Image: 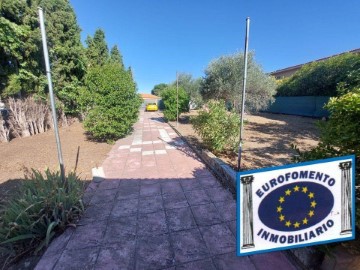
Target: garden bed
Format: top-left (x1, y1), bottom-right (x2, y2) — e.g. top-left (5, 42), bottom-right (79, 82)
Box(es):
top-left (170, 111), bottom-right (320, 171)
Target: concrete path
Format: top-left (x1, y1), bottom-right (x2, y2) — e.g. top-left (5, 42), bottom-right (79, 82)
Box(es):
top-left (35, 111), bottom-right (299, 270)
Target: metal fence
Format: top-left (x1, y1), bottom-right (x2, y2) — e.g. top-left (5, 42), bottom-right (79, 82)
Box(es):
top-left (264, 96), bottom-right (331, 118)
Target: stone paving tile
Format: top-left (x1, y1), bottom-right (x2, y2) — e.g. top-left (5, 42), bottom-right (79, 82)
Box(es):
top-left (250, 252), bottom-right (299, 270)
top-left (171, 228), bottom-right (209, 264)
top-left (166, 207), bottom-right (197, 232)
top-left (135, 234), bottom-right (175, 270)
top-left (117, 185), bottom-right (139, 200)
top-left (175, 258), bottom-right (216, 270)
top-left (213, 252), bottom-right (257, 270)
top-left (198, 176), bottom-right (222, 188)
top-left (35, 253), bottom-right (61, 270)
top-left (137, 210), bottom-right (168, 236)
top-left (163, 192), bottom-right (189, 209)
top-left (120, 179), bottom-right (140, 187)
top-left (226, 220), bottom-right (237, 238)
top-left (161, 180), bottom-right (183, 195)
top-left (42, 228), bottom-right (74, 256)
top-left (81, 202), bottom-right (113, 223)
top-left (111, 198), bottom-right (139, 218)
top-left (199, 223), bottom-right (236, 255)
top-left (95, 241), bottom-right (136, 269)
top-left (138, 195), bottom-right (163, 214)
top-left (191, 203), bottom-right (223, 226)
top-left (104, 215), bottom-right (137, 242)
top-left (54, 247), bottom-right (99, 270)
top-left (194, 170), bottom-right (214, 178)
top-left (65, 222), bottom-right (106, 250)
top-left (139, 179), bottom-right (159, 185)
top-left (97, 179), bottom-right (121, 190)
top-left (206, 187), bottom-right (233, 202)
top-left (179, 178), bottom-right (202, 191)
top-left (214, 200), bottom-right (236, 221)
top-left (185, 189), bottom-right (212, 206)
top-left (90, 188), bottom-right (118, 204)
top-left (140, 182), bottom-right (162, 197)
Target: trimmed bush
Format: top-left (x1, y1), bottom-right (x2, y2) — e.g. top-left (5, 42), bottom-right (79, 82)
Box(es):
top-left (81, 63), bottom-right (141, 142)
top-left (161, 86), bottom-right (189, 121)
top-left (0, 170), bottom-right (85, 265)
top-left (191, 100), bottom-right (240, 153)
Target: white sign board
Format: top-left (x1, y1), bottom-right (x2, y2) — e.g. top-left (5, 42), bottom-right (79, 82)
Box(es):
top-left (237, 155), bottom-right (355, 256)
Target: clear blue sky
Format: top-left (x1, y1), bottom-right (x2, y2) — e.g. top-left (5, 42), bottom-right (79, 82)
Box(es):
top-left (70, 0), bottom-right (359, 93)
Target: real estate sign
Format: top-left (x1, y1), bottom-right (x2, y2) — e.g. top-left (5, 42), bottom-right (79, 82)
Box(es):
top-left (237, 155), bottom-right (355, 256)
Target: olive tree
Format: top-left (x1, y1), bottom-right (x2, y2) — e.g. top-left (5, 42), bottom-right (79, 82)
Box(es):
top-left (201, 51), bottom-right (276, 112)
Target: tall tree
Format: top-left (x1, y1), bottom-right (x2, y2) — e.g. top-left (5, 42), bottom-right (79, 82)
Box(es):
top-left (39, 0), bottom-right (86, 114)
top-left (151, 83), bottom-right (167, 96)
top-left (0, 0), bottom-right (45, 97)
top-left (201, 51), bottom-right (276, 112)
top-left (109, 45), bottom-right (124, 68)
top-left (86, 28), bottom-right (109, 67)
top-left (0, 0), bottom-right (86, 114)
top-left (172, 73), bottom-right (203, 108)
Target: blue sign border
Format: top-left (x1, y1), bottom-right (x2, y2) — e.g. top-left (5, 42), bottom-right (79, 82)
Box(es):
top-left (236, 155), bottom-right (356, 256)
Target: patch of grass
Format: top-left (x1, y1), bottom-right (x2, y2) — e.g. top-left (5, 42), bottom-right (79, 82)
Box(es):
top-left (0, 169), bottom-right (85, 267)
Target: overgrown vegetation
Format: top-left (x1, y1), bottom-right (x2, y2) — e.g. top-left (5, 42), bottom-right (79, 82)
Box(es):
top-left (161, 86), bottom-right (190, 121)
top-left (191, 100), bottom-right (240, 153)
top-left (293, 86), bottom-right (360, 227)
top-left (0, 169), bottom-right (85, 267)
top-left (201, 51), bottom-right (276, 112)
top-left (277, 52), bottom-right (360, 97)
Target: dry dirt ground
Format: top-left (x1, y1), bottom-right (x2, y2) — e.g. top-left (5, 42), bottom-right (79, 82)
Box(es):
top-left (0, 122), bottom-right (112, 204)
top-left (0, 113), bottom-right (320, 203)
top-left (170, 111), bottom-right (320, 171)
top-left (0, 112), bottom-right (320, 204)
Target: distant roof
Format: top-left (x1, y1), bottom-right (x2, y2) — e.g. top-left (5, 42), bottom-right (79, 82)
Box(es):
top-left (270, 48), bottom-right (360, 75)
top-left (140, 93), bottom-right (160, 99)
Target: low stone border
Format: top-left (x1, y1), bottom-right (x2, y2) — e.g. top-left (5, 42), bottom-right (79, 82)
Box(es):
top-left (168, 121), bottom-right (326, 270)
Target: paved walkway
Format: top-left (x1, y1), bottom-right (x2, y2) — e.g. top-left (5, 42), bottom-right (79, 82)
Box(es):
top-left (35, 111), bottom-right (299, 270)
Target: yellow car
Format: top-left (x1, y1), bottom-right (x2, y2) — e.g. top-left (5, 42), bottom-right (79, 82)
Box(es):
top-left (146, 103), bottom-right (158, 111)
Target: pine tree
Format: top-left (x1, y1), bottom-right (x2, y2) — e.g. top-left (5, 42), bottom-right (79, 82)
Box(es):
top-left (0, 0), bottom-right (45, 97)
top-left (38, 0), bottom-right (86, 114)
top-left (0, 0), bottom-right (86, 114)
top-left (109, 45), bottom-right (124, 68)
top-left (86, 28), bottom-right (109, 67)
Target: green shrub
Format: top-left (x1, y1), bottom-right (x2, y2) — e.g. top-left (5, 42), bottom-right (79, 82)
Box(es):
top-left (82, 63), bottom-right (141, 142)
top-left (0, 169), bottom-right (85, 263)
top-left (161, 86), bottom-right (190, 121)
top-left (292, 87), bottom-right (360, 227)
top-left (191, 100), bottom-right (240, 153)
top-left (277, 52), bottom-right (360, 97)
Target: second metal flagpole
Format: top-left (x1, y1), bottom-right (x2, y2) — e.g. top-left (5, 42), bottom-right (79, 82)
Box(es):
top-left (237, 17), bottom-right (250, 172)
top-left (176, 71), bottom-right (179, 127)
top-left (38, 7), bottom-right (66, 184)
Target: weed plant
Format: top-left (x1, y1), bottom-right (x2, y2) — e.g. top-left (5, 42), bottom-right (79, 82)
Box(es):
top-left (0, 169), bottom-right (85, 266)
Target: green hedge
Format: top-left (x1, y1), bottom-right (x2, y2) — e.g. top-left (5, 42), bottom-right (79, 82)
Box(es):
top-left (276, 53), bottom-right (360, 97)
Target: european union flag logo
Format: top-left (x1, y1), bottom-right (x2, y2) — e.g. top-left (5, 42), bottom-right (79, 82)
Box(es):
top-left (258, 182), bottom-right (334, 232)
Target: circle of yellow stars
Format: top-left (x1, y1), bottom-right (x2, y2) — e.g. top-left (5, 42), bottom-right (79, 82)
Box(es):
top-left (277, 185), bottom-right (316, 229)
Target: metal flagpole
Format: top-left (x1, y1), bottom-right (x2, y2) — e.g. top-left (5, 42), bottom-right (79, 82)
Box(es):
top-left (237, 17), bottom-right (250, 172)
top-left (38, 7), bottom-right (66, 184)
top-left (176, 71), bottom-right (179, 127)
